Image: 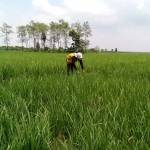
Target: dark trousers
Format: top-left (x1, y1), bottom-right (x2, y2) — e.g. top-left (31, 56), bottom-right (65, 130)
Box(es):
top-left (78, 59), bottom-right (84, 70)
top-left (67, 63), bottom-right (77, 75)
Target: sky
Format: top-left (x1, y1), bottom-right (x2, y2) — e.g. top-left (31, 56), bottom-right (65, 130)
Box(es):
top-left (0, 0), bottom-right (150, 51)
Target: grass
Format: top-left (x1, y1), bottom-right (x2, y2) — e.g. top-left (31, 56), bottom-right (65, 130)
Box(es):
top-left (0, 51), bottom-right (150, 149)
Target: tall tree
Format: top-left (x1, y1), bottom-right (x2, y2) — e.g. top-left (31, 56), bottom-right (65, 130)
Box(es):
top-left (49, 20), bottom-right (70, 49)
top-left (26, 21), bottom-right (49, 50)
top-left (82, 21), bottom-right (92, 48)
top-left (34, 23), bottom-right (48, 41)
top-left (17, 25), bottom-right (27, 49)
top-left (71, 22), bottom-right (84, 37)
top-left (56, 22), bottom-right (61, 48)
top-left (71, 21), bottom-right (92, 50)
top-left (41, 32), bottom-right (46, 50)
top-left (26, 24), bottom-right (32, 48)
top-left (35, 23), bottom-right (49, 50)
top-left (59, 19), bottom-right (70, 49)
top-left (49, 21), bottom-right (57, 49)
top-left (0, 23), bottom-right (13, 50)
top-left (26, 21), bottom-right (36, 49)
top-left (69, 29), bottom-right (81, 51)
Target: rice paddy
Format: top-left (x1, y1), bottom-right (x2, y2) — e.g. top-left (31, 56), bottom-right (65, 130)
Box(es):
top-left (0, 51), bottom-right (150, 149)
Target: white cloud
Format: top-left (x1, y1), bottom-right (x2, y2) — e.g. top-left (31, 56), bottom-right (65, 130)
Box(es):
top-left (0, 11), bottom-right (4, 17)
top-left (32, 0), bottom-right (66, 16)
top-left (0, 11), bottom-right (5, 24)
top-left (136, 0), bottom-right (145, 10)
top-left (64, 0), bottom-right (114, 16)
top-left (32, 0), bottom-right (116, 22)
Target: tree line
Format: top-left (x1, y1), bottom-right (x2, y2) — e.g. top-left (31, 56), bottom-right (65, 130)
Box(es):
top-left (0, 20), bottom-right (92, 51)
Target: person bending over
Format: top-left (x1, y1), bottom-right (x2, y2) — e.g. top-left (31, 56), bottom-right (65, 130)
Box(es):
top-left (66, 51), bottom-right (84, 75)
top-left (75, 52), bottom-right (84, 71)
top-left (66, 52), bottom-right (77, 75)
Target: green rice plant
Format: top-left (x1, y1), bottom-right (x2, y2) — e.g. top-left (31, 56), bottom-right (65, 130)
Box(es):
top-left (0, 51), bottom-right (150, 149)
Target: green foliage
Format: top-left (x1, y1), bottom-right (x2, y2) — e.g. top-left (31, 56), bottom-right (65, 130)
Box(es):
top-left (0, 51), bottom-right (150, 149)
top-left (0, 23), bottom-right (13, 50)
top-left (69, 29), bottom-right (80, 51)
top-left (71, 21), bottom-right (92, 49)
top-left (17, 25), bottom-right (27, 49)
top-left (1, 20), bottom-right (91, 51)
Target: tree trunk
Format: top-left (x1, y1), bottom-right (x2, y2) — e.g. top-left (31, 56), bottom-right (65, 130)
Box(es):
top-left (64, 36), bottom-right (68, 49)
top-left (6, 33), bottom-right (8, 50)
top-left (22, 41), bottom-right (24, 50)
top-left (34, 38), bottom-right (36, 49)
top-left (6, 40), bottom-right (8, 50)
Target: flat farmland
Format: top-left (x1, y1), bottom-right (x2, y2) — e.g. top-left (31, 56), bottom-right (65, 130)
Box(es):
top-left (0, 51), bottom-right (150, 149)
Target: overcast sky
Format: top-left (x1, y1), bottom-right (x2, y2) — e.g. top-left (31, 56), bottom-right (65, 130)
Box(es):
top-left (0, 0), bottom-right (150, 51)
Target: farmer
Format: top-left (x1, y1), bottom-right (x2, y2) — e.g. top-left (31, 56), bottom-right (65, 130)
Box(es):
top-left (66, 52), bottom-right (77, 75)
top-left (66, 51), bottom-right (84, 75)
top-left (75, 51), bottom-right (84, 71)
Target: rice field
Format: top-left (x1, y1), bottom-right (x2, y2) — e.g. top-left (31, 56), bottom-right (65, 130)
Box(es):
top-left (0, 51), bottom-right (150, 149)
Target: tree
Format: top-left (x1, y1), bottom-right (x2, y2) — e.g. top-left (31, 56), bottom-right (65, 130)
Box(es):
top-left (26, 24), bottom-right (32, 48)
top-left (71, 22), bottom-right (84, 37)
top-left (17, 25), bottom-right (27, 50)
top-left (33, 22), bottom-right (49, 50)
top-left (0, 23), bottom-right (13, 50)
top-left (36, 42), bottom-right (40, 51)
top-left (26, 21), bottom-right (36, 49)
top-left (59, 19), bottom-right (70, 49)
top-left (55, 22), bottom-right (61, 48)
top-left (49, 21), bottom-right (57, 49)
top-left (69, 29), bottom-right (81, 51)
top-left (34, 22), bottom-right (49, 50)
top-left (49, 20), bottom-right (70, 50)
top-left (82, 21), bottom-right (92, 48)
top-left (71, 21), bottom-right (92, 50)
top-left (41, 32), bottom-right (46, 50)
top-left (26, 21), bottom-right (49, 50)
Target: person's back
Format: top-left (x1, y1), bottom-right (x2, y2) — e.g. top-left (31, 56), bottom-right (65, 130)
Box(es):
top-left (66, 53), bottom-right (76, 64)
top-left (75, 52), bottom-right (84, 70)
top-left (75, 52), bottom-right (83, 60)
top-left (66, 52), bottom-right (77, 75)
